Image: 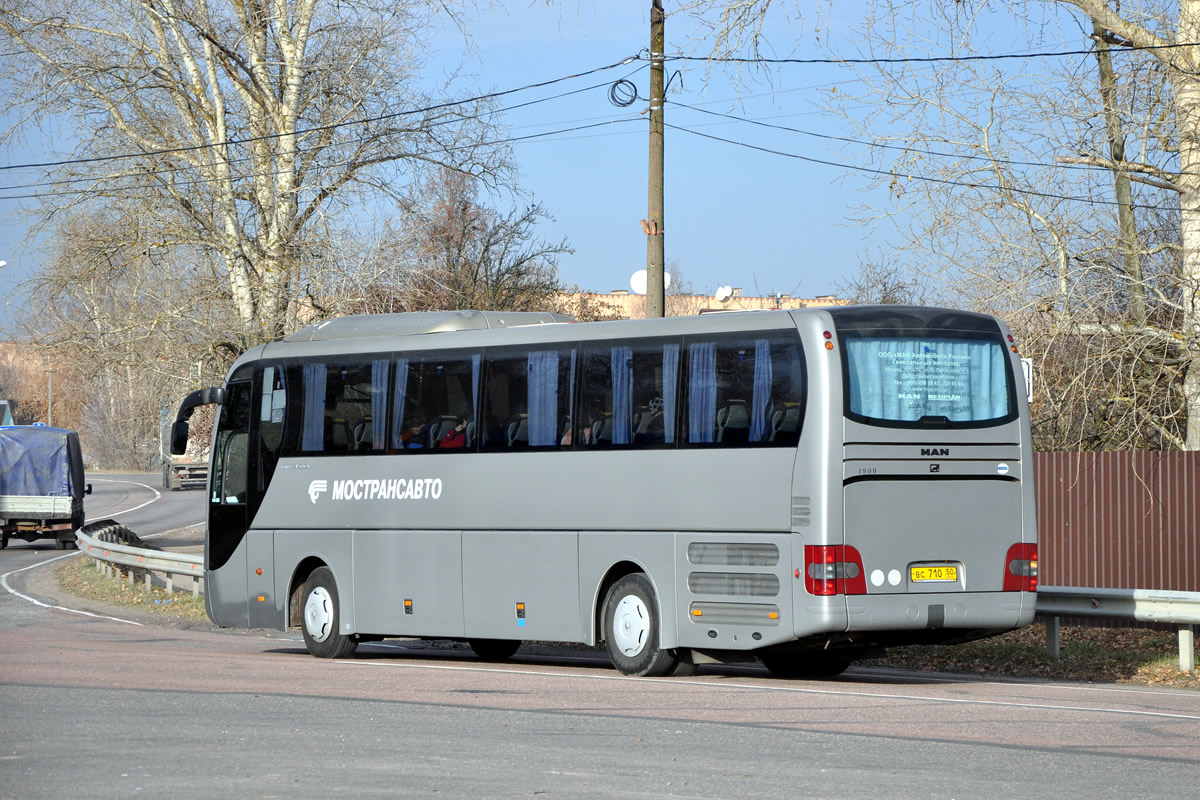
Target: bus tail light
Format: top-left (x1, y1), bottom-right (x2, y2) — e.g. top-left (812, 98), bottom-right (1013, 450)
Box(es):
top-left (1003, 543), bottom-right (1038, 592)
top-left (804, 545), bottom-right (867, 596)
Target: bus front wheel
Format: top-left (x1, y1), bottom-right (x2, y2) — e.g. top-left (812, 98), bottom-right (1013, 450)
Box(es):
top-left (602, 573), bottom-right (679, 677)
top-left (300, 567), bottom-right (358, 659)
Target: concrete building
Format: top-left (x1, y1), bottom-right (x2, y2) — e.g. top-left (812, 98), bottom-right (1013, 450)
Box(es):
top-left (556, 287), bottom-right (842, 320)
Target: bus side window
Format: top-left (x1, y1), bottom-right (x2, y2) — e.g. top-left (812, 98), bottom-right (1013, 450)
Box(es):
top-left (685, 334), bottom-right (805, 447)
top-left (484, 347), bottom-right (574, 449)
top-left (580, 339), bottom-right (678, 448)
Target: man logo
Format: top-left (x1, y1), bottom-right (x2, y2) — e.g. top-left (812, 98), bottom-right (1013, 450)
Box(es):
top-left (308, 480), bottom-right (328, 504)
top-left (921, 447), bottom-right (950, 456)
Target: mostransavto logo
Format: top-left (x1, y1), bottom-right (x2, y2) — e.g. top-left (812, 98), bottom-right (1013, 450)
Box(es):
top-left (309, 477), bottom-right (444, 503)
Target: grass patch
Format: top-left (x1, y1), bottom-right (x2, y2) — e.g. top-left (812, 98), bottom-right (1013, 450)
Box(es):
top-left (56, 554), bottom-right (209, 620)
top-left (862, 623), bottom-right (1200, 688)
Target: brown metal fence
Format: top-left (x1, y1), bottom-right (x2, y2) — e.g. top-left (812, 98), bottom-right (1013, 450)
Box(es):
top-left (1035, 451), bottom-right (1200, 592)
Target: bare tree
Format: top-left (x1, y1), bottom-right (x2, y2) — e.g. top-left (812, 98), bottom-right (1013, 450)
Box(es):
top-left (1, 0), bottom-right (509, 349)
top-left (15, 210), bottom-right (238, 467)
top-left (310, 167), bottom-right (569, 316)
top-left (685, 1), bottom-right (1199, 450)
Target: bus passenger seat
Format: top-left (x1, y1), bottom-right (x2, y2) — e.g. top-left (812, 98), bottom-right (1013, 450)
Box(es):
top-left (770, 404), bottom-right (802, 442)
top-left (352, 417), bottom-right (373, 450)
top-left (326, 418), bottom-right (352, 452)
top-left (506, 414), bottom-right (528, 447)
top-left (716, 402), bottom-right (749, 442)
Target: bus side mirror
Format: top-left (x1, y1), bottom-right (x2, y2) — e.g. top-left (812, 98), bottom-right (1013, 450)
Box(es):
top-left (171, 421), bottom-right (191, 455)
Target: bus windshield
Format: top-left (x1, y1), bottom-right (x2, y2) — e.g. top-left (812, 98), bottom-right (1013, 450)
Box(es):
top-left (842, 333), bottom-right (1013, 426)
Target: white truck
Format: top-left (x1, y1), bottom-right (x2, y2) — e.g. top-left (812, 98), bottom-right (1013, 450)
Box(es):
top-left (160, 409), bottom-right (209, 491)
top-left (0, 425), bottom-right (91, 550)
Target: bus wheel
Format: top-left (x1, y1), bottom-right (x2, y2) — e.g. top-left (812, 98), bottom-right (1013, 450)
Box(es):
top-left (468, 639), bottom-right (521, 662)
top-left (759, 652), bottom-right (850, 679)
top-left (300, 567), bottom-right (358, 659)
top-left (603, 573), bottom-right (679, 677)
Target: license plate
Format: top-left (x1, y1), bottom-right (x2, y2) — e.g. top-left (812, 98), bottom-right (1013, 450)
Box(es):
top-left (910, 565), bottom-right (958, 583)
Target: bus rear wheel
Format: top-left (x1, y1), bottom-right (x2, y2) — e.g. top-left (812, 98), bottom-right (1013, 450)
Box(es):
top-left (300, 567), bottom-right (358, 659)
top-left (468, 639), bottom-right (521, 662)
top-left (759, 652), bottom-right (850, 679)
top-left (602, 573), bottom-right (679, 677)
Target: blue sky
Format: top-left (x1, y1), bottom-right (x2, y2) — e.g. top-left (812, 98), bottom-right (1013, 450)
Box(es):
top-left (0, 2), bottom-right (1072, 328)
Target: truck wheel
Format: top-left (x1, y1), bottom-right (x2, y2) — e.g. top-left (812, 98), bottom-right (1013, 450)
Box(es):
top-left (300, 567), bottom-right (358, 659)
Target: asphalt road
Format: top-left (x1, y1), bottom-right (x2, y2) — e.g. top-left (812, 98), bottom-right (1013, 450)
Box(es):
top-left (1, 474), bottom-right (1197, 799)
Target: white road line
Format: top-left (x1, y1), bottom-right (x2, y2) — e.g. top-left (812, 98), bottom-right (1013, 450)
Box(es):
top-left (1, 476), bottom-right (172, 625)
top-left (340, 659), bottom-right (1200, 722)
top-left (84, 478), bottom-right (162, 522)
top-left (1, 555), bottom-right (142, 625)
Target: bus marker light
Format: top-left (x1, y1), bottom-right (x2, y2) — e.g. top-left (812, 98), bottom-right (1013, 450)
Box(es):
top-left (823, 330), bottom-right (832, 339)
top-left (768, 612), bottom-right (779, 619)
top-left (1003, 543), bottom-right (1039, 592)
top-left (804, 545), bottom-right (868, 596)
top-left (825, 341), bottom-right (834, 350)
top-left (404, 599), bottom-right (413, 615)
top-left (257, 596), bottom-right (265, 602)
top-left (256, 568), bottom-right (262, 575)
top-left (693, 609), bottom-right (702, 616)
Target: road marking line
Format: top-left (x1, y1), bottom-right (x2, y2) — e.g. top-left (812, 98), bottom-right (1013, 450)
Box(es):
top-left (339, 659), bottom-right (1200, 721)
top-left (1, 476), bottom-right (171, 625)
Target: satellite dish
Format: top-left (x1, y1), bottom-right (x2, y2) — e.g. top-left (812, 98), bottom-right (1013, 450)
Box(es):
top-left (630, 269), bottom-right (647, 294)
top-left (630, 270), bottom-right (672, 294)
top-left (714, 285), bottom-right (733, 302)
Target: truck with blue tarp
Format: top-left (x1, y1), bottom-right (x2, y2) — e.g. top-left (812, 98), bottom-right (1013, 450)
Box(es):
top-left (0, 425), bottom-right (91, 550)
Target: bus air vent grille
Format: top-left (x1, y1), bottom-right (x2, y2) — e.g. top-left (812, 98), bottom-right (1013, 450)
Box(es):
top-left (687, 542), bottom-right (779, 566)
top-left (688, 602), bottom-right (781, 626)
top-left (688, 572), bottom-right (781, 597)
top-left (791, 497), bottom-right (811, 527)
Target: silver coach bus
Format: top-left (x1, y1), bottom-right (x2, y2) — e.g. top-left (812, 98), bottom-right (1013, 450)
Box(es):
top-left (171, 306), bottom-right (1038, 677)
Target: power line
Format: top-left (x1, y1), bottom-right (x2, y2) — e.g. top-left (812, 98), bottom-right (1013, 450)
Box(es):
top-left (0, 70), bottom-right (644, 195)
top-left (657, 40), bottom-right (1200, 67)
top-left (0, 117), bottom-right (645, 203)
top-left (0, 54), bottom-right (643, 174)
top-left (670, 100), bottom-right (1183, 180)
top-left (664, 122), bottom-right (1160, 208)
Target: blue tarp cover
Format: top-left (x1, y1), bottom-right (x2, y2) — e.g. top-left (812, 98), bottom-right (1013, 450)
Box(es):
top-left (0, 426), bottom-right (85, 498)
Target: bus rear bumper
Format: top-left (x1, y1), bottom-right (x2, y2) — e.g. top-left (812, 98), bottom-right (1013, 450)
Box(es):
top-left (844, 590), bottom-right (1035, 642)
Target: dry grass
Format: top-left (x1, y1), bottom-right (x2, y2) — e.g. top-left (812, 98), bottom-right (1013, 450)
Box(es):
top-left (863, 623), bottom-right (1200, 688)
top-left (56, 554), bottom-right (209, 620)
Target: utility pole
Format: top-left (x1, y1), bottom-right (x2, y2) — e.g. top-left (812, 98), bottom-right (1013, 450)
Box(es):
top-left (645, 0), bottom-right (666, 318)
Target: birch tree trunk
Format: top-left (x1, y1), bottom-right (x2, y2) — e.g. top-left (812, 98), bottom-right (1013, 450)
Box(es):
top-left (1, 0), bottom-right (508, 348)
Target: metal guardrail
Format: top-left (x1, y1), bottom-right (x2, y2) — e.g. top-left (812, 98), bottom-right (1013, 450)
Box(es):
top-left (70, 533), bottom-right (1196, 673)
top-left (1037, 585), bottom-right (1198, 672)
top-left (75, 526), bottom-right (204, 598)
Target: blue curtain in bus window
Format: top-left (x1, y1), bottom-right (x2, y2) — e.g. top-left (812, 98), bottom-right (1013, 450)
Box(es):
top-left (370, 360), bottom-right (388, 450)
top-left (611, 346), bottom-right (633, 445)
top-left (471, 354), bottom-right (481, 423)
top-left (527, 350), bottom-right (559, 446)
top-left (301, 363), bottom-right (326, 451)
top-left (390, 358), bottom-right (409, 449)
top-left (662, 343), bottom-right (678, 444)
top-left (750, 338), bottom-right (772, 442)
top-left (845, 337), bottom-right (1009, 422)
top-left (689, 342), bottom-right (717, 443)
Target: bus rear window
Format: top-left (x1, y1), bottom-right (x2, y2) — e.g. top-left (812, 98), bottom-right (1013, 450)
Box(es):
top-left (842, 334), bottom-right (1014, 426)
